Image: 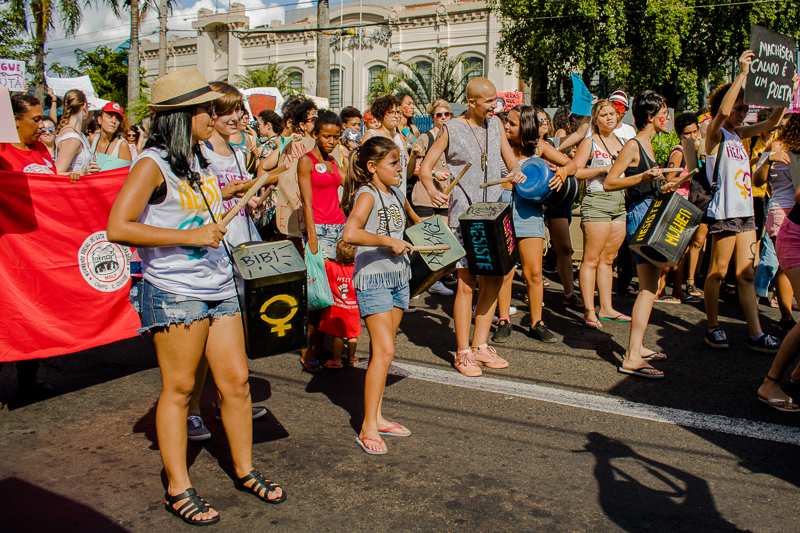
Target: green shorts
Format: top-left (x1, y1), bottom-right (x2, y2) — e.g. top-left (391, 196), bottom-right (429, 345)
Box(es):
top-left (581, 190), bottom-right (626, 222)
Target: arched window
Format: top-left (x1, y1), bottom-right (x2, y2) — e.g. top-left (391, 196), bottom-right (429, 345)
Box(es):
top-left (330, 69), bottom-right (342, 109)
top-left (368, 65), bottom-right (386, 92)
top-left (287, 70), bottom-right (303, 91)
top-left (463, 57), bottom-right (483, 82)
top-left (414, 60), bottom-right (432, 93)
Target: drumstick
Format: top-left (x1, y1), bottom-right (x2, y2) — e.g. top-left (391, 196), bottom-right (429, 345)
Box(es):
top-left (479, 177), bottom-right (514, 189)
top-left (410, 245), bottom-right (451, 252)
top-left (220, 165), bottom-right (289, 227)
top-left (442, 163), bottom-right (472, 195)
top-left (670, 168), bottom-right (700, 188)
top-left (659, 168), bottom-right (685, 174)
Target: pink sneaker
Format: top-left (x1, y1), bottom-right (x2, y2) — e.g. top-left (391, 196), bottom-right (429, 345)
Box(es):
top-left (454, 350), bottom-right (482, 377)
top-left (472, 345), bottom-right (509, 369)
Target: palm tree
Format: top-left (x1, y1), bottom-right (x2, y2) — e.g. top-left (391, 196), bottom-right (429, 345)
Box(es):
top-left (366, 68), bottom-right (405, 105)
top-left (8, 0), bottom-right (122, 100)
top-left (234, 64), bottom-right (304, 96)
top-left (398, 48), bottom-right (481, 109)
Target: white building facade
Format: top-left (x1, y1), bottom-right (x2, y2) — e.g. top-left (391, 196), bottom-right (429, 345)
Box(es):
top-left (140, 0), bottom-right (519, 112)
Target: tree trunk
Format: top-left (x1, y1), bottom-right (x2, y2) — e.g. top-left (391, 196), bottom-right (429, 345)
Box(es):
top-left (316, 0), bottom-right (330, 100)
top-left (128, 0), bottom-right (140, 114)
top-left (33, 31), bottom-right (45, 101)
top-left (158, 0), bottom-right (167, 77)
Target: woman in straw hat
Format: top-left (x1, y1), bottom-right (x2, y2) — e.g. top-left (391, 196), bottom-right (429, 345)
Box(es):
top-left (107, 67), bottom-right (286, 527)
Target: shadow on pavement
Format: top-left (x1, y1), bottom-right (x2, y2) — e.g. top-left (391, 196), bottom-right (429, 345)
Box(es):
top-left (0, 476), bottom-right (130, 533)
top-left (580, 432), bottom-right (751, 533)
top-left (1, 336), bottom-right (157, 411)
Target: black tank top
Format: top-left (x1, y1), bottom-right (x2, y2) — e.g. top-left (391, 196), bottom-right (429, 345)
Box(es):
top-left (625, 139), bottom-right (661, 207)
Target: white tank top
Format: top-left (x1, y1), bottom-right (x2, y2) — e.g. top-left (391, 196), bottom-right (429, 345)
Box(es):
top-left (55, 131), bottom-right (94, 171)
top-left (91, 134), bottom-right (123, 158)
top-left (134, 148), bottom-right (236, 300)
top-left (706, 128), bottom-right (753, 220)
top-left (200, 143), bottom-right (261, 247)
top-left (586, 137), bottom-right (616, 192)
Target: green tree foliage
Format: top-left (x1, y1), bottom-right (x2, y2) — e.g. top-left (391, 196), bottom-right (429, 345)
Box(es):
top-left (50, 45), bottom-right (144, 108)
top-left (366, 68), bottom-right (405, 105)
top-left (0, 6), bottom-right (34, 65)
top-left (234, 64), bottom-right (304, 96)
top-left (490, 0), bottom-right (800, 108)
top-left (398, 48), bottom-right (481, 109)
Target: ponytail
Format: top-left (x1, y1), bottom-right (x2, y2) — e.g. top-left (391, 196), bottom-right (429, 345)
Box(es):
top-left (340, 136), bottom-right (397, 214)
top-left (57, 90), bottom-right (87, 133)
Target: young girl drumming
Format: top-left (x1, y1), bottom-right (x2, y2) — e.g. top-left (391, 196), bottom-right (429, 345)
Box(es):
top-left (107, 69), bottom-right (285, 526)
top-left (342, 136), bottom-right (422, 454)
top-left (495, 106), bottom-right (576, 343)
top-left (298, 110), bottom-right (346, 372)
top-left (604, 90), bottom-right (671, 378)
top-left (572, 100), bottom-right (629, 329)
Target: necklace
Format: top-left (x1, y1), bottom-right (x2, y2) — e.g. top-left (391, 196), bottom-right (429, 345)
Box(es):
top-left (467, 118), bottom-right (488, 171)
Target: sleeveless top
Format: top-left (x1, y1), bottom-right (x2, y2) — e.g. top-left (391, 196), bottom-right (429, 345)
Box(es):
top-left (352, 185), bottom-right (410, 290)
top-left (625, 139), bottom-right (660, 206)
top-left (586, 136), bottom-right (617, 193)
top-left (0, 142), bottom-right (56, 173)
top-left (230, 132), bottom-right (249, 154)
top-left (755, 153), bottom-right (794, 210)
top-left (444, 116), bottom-right (504, 228)
top-left (706, 128), bottom-right (753, 220)
top-left (133, 148), bottom-right (235, 300)
top-left (393, 131), bottom-right (409, 195)
top-left (307, 152), bottom-right (346, 225)
top-left (200, 143), bottom-right (260, 247)
top-left (55, 130), bottom-right (94, 171)
top-left (91, 135), bottom-right (123, 158)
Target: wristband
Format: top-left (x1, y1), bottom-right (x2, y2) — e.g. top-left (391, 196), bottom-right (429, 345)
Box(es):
top-left (556, 166), bottom-right (567, 181)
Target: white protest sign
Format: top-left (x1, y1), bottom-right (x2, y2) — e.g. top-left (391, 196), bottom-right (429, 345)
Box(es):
top-left (0, 59), bottom-right (26, 92)
top-left (0, 85), bottom-right (21, 143)
top-left (45, 75), bottom-right (110, 110)
top-left (242, 87), bottom-right (285, 117)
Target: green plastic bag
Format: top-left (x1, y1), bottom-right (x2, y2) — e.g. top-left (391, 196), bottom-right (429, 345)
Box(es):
top-left (305, 243), bottom-right (334, 311)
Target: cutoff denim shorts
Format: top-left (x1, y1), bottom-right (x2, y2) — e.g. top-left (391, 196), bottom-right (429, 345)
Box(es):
top-left (130, 278), bottom-right (240, 334)
top-left (314, 223), bottom-right (344, 260)
top-left (626, 198), bottom-right (652, 266)
top-left (500, 189), bottom-right (545, 239)
top-left (355, 282), bottom-right (410, 318)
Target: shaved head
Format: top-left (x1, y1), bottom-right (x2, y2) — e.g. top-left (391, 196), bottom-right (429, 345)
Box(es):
top-left (466, 77), bottom-right (497, 101)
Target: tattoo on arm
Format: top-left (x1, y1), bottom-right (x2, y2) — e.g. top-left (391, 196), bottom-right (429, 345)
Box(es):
top-left (751, 241), bottom-right (758, 269)
top-left (436, 128), bottom-right (444, 140)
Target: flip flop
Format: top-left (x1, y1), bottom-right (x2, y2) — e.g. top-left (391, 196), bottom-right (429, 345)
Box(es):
top-left (656, 296), bottom-right (681, 304)
top-left (355, 436), bottom-right (387, 455)
top-left (583, 319), bottom-right (603, 330)
top-left (599, 314), bottom-right (631, 322)
top-left (300, 359), bottom-right (324, 373)
top-left (378, 422), bottom-right (411, 437)
top-left (618, 366), bottom-right (664, 379)
top-left (642, 352), bottom-right (667, 361)
top-left (323, 359), bottom-right (343, 369)
top-left (681, 294), bottom-right (701, 303)
top-left (758, 395), bottom-right (800, 413)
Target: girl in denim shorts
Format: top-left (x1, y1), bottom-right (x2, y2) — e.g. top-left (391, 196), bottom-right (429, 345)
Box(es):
top-left (107, 68), bottom-right (285, 527)
top-left (341, 137), bottom-right (422, 455)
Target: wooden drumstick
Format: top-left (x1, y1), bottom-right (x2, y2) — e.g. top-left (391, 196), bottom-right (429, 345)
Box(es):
top-left (410, 245), bottom-right (451, 252)
top-left (220, 165), bottom-right (289, 227)
top-left (442, 162), bottom-right (472, 195)
top-left (479, 177), bottom-right (514, 189)
top-left (671, 168), bottom-right (699, 188)
top-left (659, 167), bottom-right (685, 174)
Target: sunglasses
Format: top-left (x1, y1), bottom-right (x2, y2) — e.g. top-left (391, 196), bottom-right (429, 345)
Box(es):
top-left (435, 112), bottom-right (451, 118)
top-left (41, 126), bottom-right (55, 133)
top-left (387, 110), bottom-right (402, 116)
top-left (126, 133), bottom-right (137, 138)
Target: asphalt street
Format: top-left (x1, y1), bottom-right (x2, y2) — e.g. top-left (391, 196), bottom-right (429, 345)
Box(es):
top-left (2, 272), bottom-right (800, 532)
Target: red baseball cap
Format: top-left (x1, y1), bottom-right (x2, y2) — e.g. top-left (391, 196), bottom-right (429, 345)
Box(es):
top-left (102, 102), bottom-right (124, 118)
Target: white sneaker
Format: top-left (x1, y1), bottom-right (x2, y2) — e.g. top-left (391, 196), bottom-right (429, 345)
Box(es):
top-left (404, 306), bottom-right (418, 313)
top-left (472, 304), bottom-right (517, 323)
top-left (428, 281), bottom-right (454, 296)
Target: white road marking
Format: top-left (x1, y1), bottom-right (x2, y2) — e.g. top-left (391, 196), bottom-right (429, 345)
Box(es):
top-left (380, 361), bottom-right (800, 446)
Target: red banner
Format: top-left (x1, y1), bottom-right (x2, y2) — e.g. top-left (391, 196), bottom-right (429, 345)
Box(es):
top-left (0, 169), bottom-right (140, 362)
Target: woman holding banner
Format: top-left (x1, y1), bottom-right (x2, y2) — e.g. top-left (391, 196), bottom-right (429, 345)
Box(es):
top-left (604, 90), bottom-right (671, 378)
top-left (107, 68), bottom-right (286, 526)
top-left (701, 50), bottom-right (794, 354)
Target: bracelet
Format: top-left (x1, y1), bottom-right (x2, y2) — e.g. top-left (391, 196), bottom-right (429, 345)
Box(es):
top-left (556, 167), bottom-right (567, 180)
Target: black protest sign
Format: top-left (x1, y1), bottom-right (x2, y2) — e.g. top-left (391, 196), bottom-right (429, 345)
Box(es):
top-left (745, 24), bottom-right (797, 107)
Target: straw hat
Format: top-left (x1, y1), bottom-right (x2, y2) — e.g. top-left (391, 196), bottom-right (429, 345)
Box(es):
top-left (148, 68), bottom-right (223, 112)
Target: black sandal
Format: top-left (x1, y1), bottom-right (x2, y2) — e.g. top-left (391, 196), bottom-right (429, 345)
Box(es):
top-left (235, 469), bottom-right (287, 504)
top-left (164, 488), bottom-right (220, 526)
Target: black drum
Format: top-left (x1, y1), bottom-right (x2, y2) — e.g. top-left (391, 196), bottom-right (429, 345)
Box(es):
top-left (458, 202), bottom-right (519, 276)
top-left (405, 215), bottom-right (465, 297)
top-left (629, 193), bottom-right (702, 268)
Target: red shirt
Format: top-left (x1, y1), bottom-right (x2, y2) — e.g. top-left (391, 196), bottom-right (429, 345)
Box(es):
top-left (0, 142), bottom-right (56, 173)
top-left (318, 261), bottom-right (361, 338)
top-left (308, 152), bottom-right (346, 225)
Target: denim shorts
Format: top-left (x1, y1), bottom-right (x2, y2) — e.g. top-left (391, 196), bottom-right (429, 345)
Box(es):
top-left (501, 189), bottom-right (545, 239)
top-left (130, 278), bottom-right (240, 334)
top-left (626, 198), bottom-right (652, 266)
top-left (315, 223), bottom-right (344, 260)
top-left (355, 282), bottom-right (410, 317)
